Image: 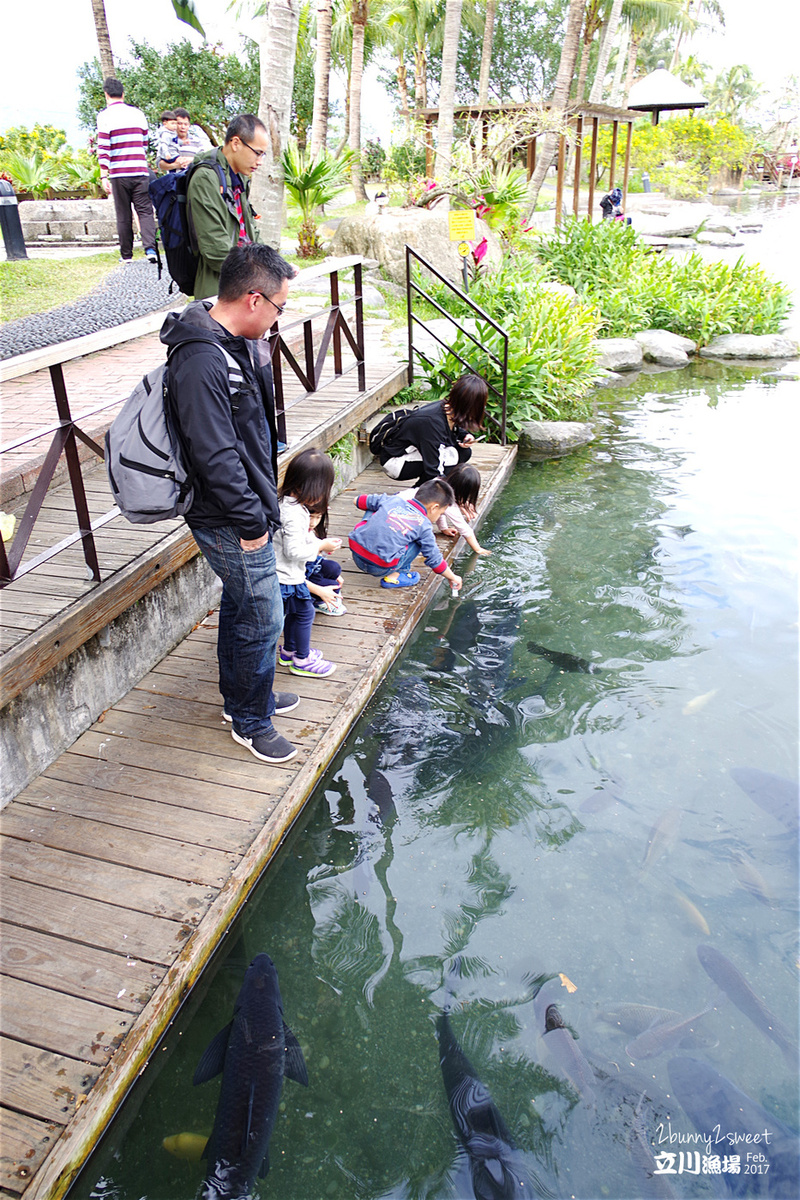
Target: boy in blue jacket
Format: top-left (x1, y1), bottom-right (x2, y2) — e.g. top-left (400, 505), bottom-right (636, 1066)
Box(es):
top-left (349, 477), bottom-right (463, 590)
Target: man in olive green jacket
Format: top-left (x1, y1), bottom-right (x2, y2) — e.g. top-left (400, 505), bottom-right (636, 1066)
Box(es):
top-left (188, 114), bottom-right (269, 300)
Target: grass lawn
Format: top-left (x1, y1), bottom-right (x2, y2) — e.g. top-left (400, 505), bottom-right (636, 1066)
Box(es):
top-left (0, 251), bottom-right (129, 323)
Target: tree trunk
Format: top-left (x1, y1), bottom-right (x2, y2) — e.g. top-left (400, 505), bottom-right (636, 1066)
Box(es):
top-left (477, 0), bottom-right (496, 106)
top-left (575, 34), bottom-right (592, 103)
top-left (91, 0), bottom-right (115, 80)
top-left (252, 2), bottom-right (300, 249)
top-left (622, 28), bottom-right (643, 104)
top-left (608, 19), bottom-right (629, 106)
top-left (433, 0), bottom-right (463, 183)
top-left (310, 0), bottom-right (333, 157)
top-left (349, 0), bottom-right (370, 202)
top-left (523, 0), bottom-right (584, 217)
top-left (397, 58), bottom-right (412, 135)
top-left (589, 0), bottom-right (623, 104)
top-left (414, 43), bottom-right (428, 111)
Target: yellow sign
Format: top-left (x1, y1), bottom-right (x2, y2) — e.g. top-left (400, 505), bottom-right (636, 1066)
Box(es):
top-left (448, 209), bottom-right (476, 241)
top-left (457, 241), bottom-right (471, 258)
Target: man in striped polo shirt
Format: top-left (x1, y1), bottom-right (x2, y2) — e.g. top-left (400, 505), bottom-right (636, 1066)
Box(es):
top-left (96, 78), bottom-right (157, 264)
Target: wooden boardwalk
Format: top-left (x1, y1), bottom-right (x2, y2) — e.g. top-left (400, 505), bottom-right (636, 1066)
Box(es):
top-left (0, 444), bottom-right (517, 1198)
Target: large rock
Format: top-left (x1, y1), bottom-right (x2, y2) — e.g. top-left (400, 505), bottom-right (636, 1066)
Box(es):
top-left (696, 231), bottom-right (744, 247)
top-left (634, 329), bottom-right (696, 367)
top-left (517, 421), bottom-right (595, 459)
top-left (591, 338), bottom-right (643, 371)
top-left (699, 334), bottom-right (799, 360)
top-left (633, 202), bottom-right (717, 239)
top-left (330, 208), bottom-right (502, 286)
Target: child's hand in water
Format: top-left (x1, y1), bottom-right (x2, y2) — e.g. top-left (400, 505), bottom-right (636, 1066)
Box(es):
top-left (320, 537), bottom-right (342, 553)
top-left (474, 546), bottom-right (492, 556)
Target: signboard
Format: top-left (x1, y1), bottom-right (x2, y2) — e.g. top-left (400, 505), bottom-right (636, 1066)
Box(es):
top-left (448, 210), bottom-right (476, 242)
top-left (457, 241), bottom-right (471, 257)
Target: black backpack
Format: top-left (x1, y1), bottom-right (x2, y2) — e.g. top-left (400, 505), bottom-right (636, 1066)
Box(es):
top-left (368, 406), bottom-right (418, 458)
top-left (148, 158), bottom-right (228, 295)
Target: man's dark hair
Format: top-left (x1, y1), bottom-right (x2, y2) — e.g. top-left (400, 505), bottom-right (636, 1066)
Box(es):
top-left (446, 374), bottom-right (488, 432)
top-left (161, 110), bottom-right (177, 122)
top-left (217, 243), bottom-right (296, 304)
top-left (103, 77), bottom-right (124, 98)
top-left (416, 477), bottom-right (455, 508)
top-left (225, 115), bottom-right (267, 146)
top-left (173, 107), bottom-right (191, 120)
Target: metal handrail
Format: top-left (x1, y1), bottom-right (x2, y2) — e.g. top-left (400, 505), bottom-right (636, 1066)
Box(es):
top-left (0, 260), bottom-right (368, 587)
top-left (405, 246), bottom-right (508, 444)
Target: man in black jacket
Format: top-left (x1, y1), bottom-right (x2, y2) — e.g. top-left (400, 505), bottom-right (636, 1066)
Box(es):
top-left (162, 243), bottom-right (298, 764)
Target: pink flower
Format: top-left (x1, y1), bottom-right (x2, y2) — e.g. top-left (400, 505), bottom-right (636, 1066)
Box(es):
top-left (472, 237), bottom-right (488, 264)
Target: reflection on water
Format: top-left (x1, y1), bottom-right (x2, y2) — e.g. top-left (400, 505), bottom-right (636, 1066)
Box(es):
top-left (76, 361), bottom-right (798, 1200)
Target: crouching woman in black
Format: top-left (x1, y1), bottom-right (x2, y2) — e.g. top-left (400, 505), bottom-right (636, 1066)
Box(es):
top-left (379, 374), bottom-right (488, 483)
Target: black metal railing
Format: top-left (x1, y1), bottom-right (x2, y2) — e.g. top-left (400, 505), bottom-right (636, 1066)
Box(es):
top-left (405, 246), bottom-right (508, 444)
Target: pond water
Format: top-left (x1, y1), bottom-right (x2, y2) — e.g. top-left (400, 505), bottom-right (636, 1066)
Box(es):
top-left (74, 354), bottom-right (798, 1200)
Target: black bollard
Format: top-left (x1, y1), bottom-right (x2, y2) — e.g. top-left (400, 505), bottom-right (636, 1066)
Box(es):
top-left (0, 179), bottom-right (29, 260)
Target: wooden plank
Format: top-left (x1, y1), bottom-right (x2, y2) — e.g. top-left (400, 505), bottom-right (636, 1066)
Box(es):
top-left (0, 527), bottom-right (199, 707)
top-left (0, 878), bottom-right (183, 965)
top-left (20, 775), bottom-right (257, 853)
top-left (0, 805), bottom-right (236, 890)
top-left (0, 1039), bottom-right (98, 1128)
top-left (0, 1107), bottom-right (60, 1196)
top-left (118, 685), bottom-right (335, 734)
top-left (0, 836), bottom-right (211, 923)
top-left (0, 975), bottom-right (132, 1065)
top-left (0, 923), bottom-right (156, 1014)
top-left (42, 754), bottom-right (279, 824)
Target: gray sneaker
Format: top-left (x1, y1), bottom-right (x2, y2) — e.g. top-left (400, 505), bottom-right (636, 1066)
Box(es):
top-left (222, 691), bottom-right (299, 722)
top-left (231, 727), bottom-right (297, 763)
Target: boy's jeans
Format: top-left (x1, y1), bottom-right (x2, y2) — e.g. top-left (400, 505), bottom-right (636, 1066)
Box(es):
top-left (352, 542), bottom-right (420, 577)
top-left (192, 525), bottom-right (283, 738)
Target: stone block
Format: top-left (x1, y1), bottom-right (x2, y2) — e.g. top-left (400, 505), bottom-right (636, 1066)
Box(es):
top-left (634, 329), bottom-right (696, 367)
top-left (517, 420), bottom-right (595, 459)
top-left (330, 209), bottom-right (501, 286)
top-left (18, 221), bottom-right (49, 239)
top-left (48, 221), bottom-right (89, 240)
top-left (699, 334), bottom-right (799, 360)
top-left (85, 220), bottom-right (118, 239)
top-left (591, 338), bottom-right (643, 372)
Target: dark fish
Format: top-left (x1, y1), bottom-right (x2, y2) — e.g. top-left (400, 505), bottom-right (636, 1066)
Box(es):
top-left (527, 641), bottom-right (603, 675)
top-left (696, 944), bottom-right (798, 1068)
top-left (628, 1092), bottom-right (677, 1199)
top-left (730, 767), bottom-right (799, 832)
top-left (668, 1056), bottom-right (800, 1197)
top-left (365, 767), bottom-right (397, 824)
top-left (437, 1010), bottom-right (540, 1199)
top-left (541, 1003), bottom-right (597, 1104)
top-left (194, 953), bottom-right (308, 1200)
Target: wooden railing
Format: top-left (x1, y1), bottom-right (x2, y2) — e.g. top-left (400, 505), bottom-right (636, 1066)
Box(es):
top-left (0, 258), bottom-right (368, 586)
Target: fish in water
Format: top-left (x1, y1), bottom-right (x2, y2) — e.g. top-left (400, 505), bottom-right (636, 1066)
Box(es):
top-left (728, 851), bottom-right (774, 907)
top-left (668, 1056), bottom-right (800, 1197)
top-left (541, 1003), bottom-right (597, 1105)
top-left (162, 1131), bottom-right (209, 1161)
top-left (628, 1092), bottom-right (677, 1199)
top-left (641, 808), bottom-right (682, 872)
top-left (696, 944), bottom-right (799, 1068)
top-left (681, 689), bottom-right (718, 716)
top-left (672, 888), bottom-right (710, 935)
top-left (436, 1010), bottom-right (540, 1199)
top-left (527, 642), bottom-right (603, 675)
top-left (193, 953), bottom-right (308, 1200)
top-left (730, 767), bottom-right (799, 832)
top-left (625, 996), bottom-right (719, 1061)
top-left (600, 1003), bottom-right (718, 1050)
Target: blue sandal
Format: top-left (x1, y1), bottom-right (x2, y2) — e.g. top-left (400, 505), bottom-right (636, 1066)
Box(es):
top-left (381, 571), bottom-right (421, 588)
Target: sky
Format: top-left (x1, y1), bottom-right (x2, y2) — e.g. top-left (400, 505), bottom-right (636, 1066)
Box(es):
top-left (1, 0), bottom-right (798, 150)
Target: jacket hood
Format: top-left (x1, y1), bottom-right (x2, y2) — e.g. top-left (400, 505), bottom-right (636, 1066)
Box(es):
top-left (160, 300), bottom-right (236, 352)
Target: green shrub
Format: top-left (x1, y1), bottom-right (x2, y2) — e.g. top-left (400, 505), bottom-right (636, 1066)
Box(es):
top-left (361, 139), bottom-right (386, 181)
top-left (386, 139), bottom-right (427, 182)
top-left (0, 123), bottom-right (68, 156)
top-left (535, 218), bottom-right (792, 343)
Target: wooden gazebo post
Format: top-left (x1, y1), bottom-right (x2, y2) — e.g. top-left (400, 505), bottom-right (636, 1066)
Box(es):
top-left (572, 116), bottom-right (583, 217)
top-left (587, 117), bottom-right (599, 222)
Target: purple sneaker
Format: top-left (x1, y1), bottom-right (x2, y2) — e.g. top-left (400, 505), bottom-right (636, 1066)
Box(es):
top-left (289, 650), bottom-right (336, 677)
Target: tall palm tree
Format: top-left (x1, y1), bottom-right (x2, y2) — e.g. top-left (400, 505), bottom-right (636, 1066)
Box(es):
top-left (523, 0), bottom-right (585, 217)
top-left (477, 0), bottom-right (497, 109)
top-left (433, 0), bottom-right (463, 181)
top-left (310, 0), bottom-right (334, 155)
top-left (670, 0), bottom-right (724, 70)
top-left (349, 0), bottom-right (370, 200)
top-left (620, 0), bottom-right (686, 101)
top-left (91, 0), bottom-right (115, 79)
top-left (250, 1), bottom-right (301, 246)
top-left (589, 0), bottom-right (624, 103)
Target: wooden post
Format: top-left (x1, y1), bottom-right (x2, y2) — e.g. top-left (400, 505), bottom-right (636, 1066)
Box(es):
top-left (555, 134), bottom-right (566, 225)
top-left (425, 118), bottom-right (434, 176)
top-left (587, 117), bottom-right (599, 222)
top-left (609, 120), bottom-right (619, 189)
top-left (622, 120), bottom-right (633, 212)
top-left (526, 136), bottom-right (536, 181)
top-left (572, 116), bottom-right (583, 217)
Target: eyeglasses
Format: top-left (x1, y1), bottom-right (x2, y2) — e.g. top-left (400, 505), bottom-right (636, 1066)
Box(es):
top-left (240, 138), bottom-right (267, 161)
top-left (249, 291), bottom-right (285, 316)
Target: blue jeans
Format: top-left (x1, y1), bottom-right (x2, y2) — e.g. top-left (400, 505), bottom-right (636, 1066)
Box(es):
top-left (192, 525), bottom-right (283, 738)
top-left (352, 543), bottom-right (420, 578)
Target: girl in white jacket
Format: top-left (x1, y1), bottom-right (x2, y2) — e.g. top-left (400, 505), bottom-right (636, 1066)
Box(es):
top-left (274, 448), bottom-right (340, 677)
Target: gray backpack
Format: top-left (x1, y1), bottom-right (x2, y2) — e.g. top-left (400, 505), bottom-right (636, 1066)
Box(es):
top-left (106, 342), bottom-right (245, 523)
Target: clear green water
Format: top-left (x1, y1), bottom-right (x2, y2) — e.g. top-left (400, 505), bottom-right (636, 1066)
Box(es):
top-left (77, 361), bottom-right (798, 1200)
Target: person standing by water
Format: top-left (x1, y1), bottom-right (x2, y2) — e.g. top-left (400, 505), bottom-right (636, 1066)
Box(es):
top-left (377, 375), bottom-right (488, 484)
top-left (96, 78), bottom-right (157, 265)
